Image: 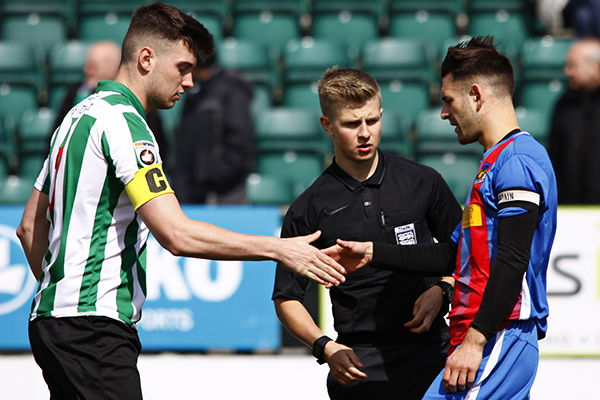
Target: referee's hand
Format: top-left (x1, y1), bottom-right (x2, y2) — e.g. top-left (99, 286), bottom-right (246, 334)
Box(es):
top-left (324, 342), bottom-right (368, 385)
top-left (278, 231), bottom-right (346, 287)
top-left (321, 239), bottom-right (373, 273)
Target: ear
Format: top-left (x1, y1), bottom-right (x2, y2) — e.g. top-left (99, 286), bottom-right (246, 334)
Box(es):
top-left (320, 115), bottom-right (334, 138)
top-left (469, 83), bottom-right (483, 111)
top-left (138, 47), bottom-right (154, 73)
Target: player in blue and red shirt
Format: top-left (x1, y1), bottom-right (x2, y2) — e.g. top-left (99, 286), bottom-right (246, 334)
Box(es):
top-left (323, 36), bottom-right (558, 399)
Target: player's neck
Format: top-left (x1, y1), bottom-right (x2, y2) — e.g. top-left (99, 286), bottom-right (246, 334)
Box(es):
top-left (336, 151), bottom-right (379, 182)
top-left (479, 103), bottom-right (519, 151)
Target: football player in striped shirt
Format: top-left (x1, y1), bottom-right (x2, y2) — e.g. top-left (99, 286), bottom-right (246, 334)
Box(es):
top-left (324, 36), bottom-right (558, 399)
top-left (16, 3), bottom-right (346, 399)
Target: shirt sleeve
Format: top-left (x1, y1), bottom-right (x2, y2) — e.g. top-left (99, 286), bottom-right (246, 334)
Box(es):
top-left (100, 109), bottom-right (173, 209)
top-left (271, 206), bottom-right (312, 301)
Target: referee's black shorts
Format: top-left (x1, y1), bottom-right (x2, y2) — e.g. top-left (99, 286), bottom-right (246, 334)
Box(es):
top-left (29, 316), bottom-right (143, 400)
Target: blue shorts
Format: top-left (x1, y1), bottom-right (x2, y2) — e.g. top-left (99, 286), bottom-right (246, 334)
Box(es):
top-left (422, 320), bottom-right (539, 400)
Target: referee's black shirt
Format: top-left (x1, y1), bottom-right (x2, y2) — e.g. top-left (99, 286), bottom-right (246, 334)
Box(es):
top-left (272, 151), bottom-right (462, 345)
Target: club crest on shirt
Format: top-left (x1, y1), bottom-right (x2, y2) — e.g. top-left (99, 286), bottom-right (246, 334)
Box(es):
top-left (133, 140), bottom-right (157, 166)
top-left (474, 163), bottom-right (491, 185)
top-left (395, 223), bottom-right (417, 245)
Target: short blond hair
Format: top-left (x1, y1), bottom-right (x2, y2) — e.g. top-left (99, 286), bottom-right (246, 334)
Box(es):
top-left (318, 67), bottom-right (381, 117)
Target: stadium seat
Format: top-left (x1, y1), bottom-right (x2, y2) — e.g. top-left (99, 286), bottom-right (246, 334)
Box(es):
top-left (520, 36), bottom-right (574, 81)
top-left (517, 79), bottom-right (565, 119)
top-left (414, 108), bottom-right (481, 155)
top-left (0, 117), bottom-right (17, 177)
top-left (282, 81), bottom-right (321, 111)
top-left (232, 3), bottom-right (301, 52)
top-left (311, 0), bottom-right (383, 49)
top-left (47, 41), bottom-right (90, 110)
top-left (1, 2), bottom-right (69, 56)
top-left (467, 0), bottom-right (531, 53)
top-left (257, 151), bottom-right (324, 196)
top-left (379, 110), bottom-right (413, 158)
top-left (218, 39), bottom-right (276, 88)
top-left (246, 173), bottom-right (295, 205)
top-left (255, 107), bottom-right (324, 154)
top-left (0, 85), bottom-right (39, 123)
top-left (515, 106), bottom-right (550, 145)
top-left (362, 38), bottom-right (435, 83)
top-left (379, 81), bottom-right (430, 128)
top-left (0, 41), bottom-right (42, 95)
top-left (250, 85), bottom-right (273, 120)
top-left (0, 175), bottom-right (36, 204)
top-left (76, 0), bottom-right (143, 44)
top-left (283, 37), bottom-right (356, 83)
top-left (388, 0), bottom-right (459, 54)
top-left (18, 108), bottom-right (54, 154)
top-left (417, 152), bottom-right (481, 202)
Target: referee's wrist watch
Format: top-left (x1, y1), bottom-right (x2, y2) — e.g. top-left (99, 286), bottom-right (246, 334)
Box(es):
top-left (312, 335), bottom-right (333, 365)
top-left (431, 280), bottom-right (454, 306)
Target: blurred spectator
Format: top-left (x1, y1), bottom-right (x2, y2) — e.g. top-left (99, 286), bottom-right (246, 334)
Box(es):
top-left (537, 0), bottom-right (569, 34)
top-left (173, 54), bottom-right (254, 204)
top-left (563, 0), bottom-right (600, 36)
top-left (549, 38), bottom-right (600, 203)
top-left (51, 40), bottom-right (168, 156)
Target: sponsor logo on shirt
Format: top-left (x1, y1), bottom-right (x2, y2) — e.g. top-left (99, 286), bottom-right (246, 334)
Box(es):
top-left (134, 140), bottom-right (157, 166)
top-left (395, 223), bottom-right (417, 245)
top-left (474, 163), bottom-right (491, 185)
top-left (462, 204), bottom-right (483, 229)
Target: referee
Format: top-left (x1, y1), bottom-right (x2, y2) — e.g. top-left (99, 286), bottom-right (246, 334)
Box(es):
top-left (272, 67), bottom-right (462, 399)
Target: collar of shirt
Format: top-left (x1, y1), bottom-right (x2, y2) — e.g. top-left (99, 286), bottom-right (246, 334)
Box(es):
top-left (329, 150), bottom-right (387, 191)
top-left (96, 80), bottom-right (147, 120)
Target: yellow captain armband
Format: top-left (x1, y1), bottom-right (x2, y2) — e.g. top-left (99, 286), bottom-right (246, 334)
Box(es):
top-left (125, 163), bottom-right (174, 210)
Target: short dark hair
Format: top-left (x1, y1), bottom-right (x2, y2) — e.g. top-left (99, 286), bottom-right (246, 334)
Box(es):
top-left (318, 67), bottom-right (381, 117)
top-left (122, 2), bottom-right (214, 64)
top-left (441, 36), bottom-right (515, 96)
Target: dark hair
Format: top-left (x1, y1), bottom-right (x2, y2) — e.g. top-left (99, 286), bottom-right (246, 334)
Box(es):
top-left (441, 36), bottom-right (515, 96)
top-left (122, 2), bottom-right (214, 64)
top-left (318, 67), bottom-right (381, 117)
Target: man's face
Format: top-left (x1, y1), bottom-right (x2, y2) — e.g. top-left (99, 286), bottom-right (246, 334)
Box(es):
top-left (564, 43), bottom-right (600, 91)
top-left (322, 96), bottom-right (382, 165)
top-left (440, 75), bottom-right (481, 145)
top-left (84, 43), bottom-right (120, 88)
top-left (147, 40), bottom-right (196, 110)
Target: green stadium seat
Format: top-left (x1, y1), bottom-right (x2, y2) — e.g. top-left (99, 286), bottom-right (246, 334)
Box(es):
top-left (0, 85), bottom-right (39, 123)
top-left (515, 106), bottom-right (550, 145)
top-left (283, 37), bottom-right (356, 83)
top-left (388, 0), bottom-right (458, 54)
top-left (0, 117), bottom-right (17, 177)
top-left (159, 92), bottom-right (186, 140)
top-left (282, 81), bottom-right (321, 111)
top-left (250, 85), bottom-right (273, 120)
top-left (1, 1), bottom-right (69, 56)
top-left (379, 110), bottom-right (413, 158)
top-left (0, 175), bottom-right (36, 204)
top-left (362, 38), bottom-right (435, 83)
top-left (255, 107), bottom-right (324, 153)
top-left (218, 39), bottom-right (276, 88)
top-left (467, 1), bottom-right (530, 53)
top-left (232, 9), bottom-right (300, 52)
top-left (257, 151), bottom-right (323, 196)
top-left (77, 14), bottom-right (131, 44)
top-left (0, 41), bottom-right (42, 92)
top-left (379, 81), bottom-right (430, 128)
top-left (417, 152), bottom-right (481, 202)
top-left (517, 79), bottom-right (565, 118)
top-left (246, 173), bottom-right (295, 205)
top-left (47, 41), bottom-right (91, 107)
top-left (520, 36), bottom-right (574, 81)
top-left (19, 108), bottom-right (54, 154)
top-left (18, 154), bottom-right (46, 181)
top-left (414, 108), bottom-right (481, 155)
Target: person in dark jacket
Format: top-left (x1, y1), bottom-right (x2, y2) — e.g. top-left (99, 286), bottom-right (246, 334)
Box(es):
top-left (173, 54), bottom-right (254, 204)
top-left (549, 37), bottom-right (600, 203)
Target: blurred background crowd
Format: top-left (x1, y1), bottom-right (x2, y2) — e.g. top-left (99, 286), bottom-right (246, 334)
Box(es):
top-left (0, 0), bottom-right (599, 207)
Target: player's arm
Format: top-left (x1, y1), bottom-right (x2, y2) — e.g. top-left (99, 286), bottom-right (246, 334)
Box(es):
top-left (443, 190), bottom-right (540, 393)
top-left (136, 193), bottom-right (345, 286)
top-left (323, 239), bottom-right (457, 276)
top-left (17, 189), bottom-right (50, 280)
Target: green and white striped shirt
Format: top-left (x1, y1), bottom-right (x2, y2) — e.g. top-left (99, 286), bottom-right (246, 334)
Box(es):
top-left (31, 80), bottom-right (170, 325)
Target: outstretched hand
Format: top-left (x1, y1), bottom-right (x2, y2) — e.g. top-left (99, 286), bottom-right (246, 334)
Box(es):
top-left (321, 239), bottom-right (373, 274)
top-left (278, 231), bottom-right (347, 288)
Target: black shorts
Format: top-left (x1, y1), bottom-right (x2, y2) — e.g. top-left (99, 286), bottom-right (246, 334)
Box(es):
top-left (326, 338), bottom-right (448, 400)
top-left (29, 316), bottom-right (143, 400)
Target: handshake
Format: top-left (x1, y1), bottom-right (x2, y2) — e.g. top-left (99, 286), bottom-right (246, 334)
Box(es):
top-left (279, 231), bottom-right (373, 288)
